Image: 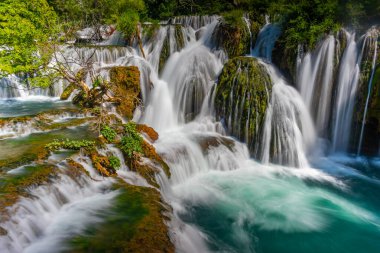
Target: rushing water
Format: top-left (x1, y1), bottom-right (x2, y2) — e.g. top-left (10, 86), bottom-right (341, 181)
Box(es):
top-left (0, 15), bottom-right (379, 253)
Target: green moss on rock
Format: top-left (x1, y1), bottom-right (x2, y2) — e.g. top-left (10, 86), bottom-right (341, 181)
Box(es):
top-left (213, 15), bottom-right (251, 58)
top-left (215, 57), bottom-right (272, 152)
top-left (110, 66), bottom-right (141, 119)
top-left (70, 181), bottom-right (174, 253)
top-left (60, 84), bottom-right (76, 100)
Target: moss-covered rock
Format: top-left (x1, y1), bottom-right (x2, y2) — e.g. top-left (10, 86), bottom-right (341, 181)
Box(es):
top-left (90, 151), bottom-right (117, 177)
top-left (70, 181), bottom-right (174, 253)
top-left (110, 66), bottom-right (141, 119)
top-left (158, 25), bottom-right (185, 73)
top-left (0, 165), bottom-right (57, 217)
top-left (215, 57), bottom-right (272, 152)
top-left (60, 84), bottom-right (76, 100)
top-left (213, 17), bottom-right (251, 58)
top-left (125, 139), bottom-right (171, 188)
top-left (351, 30), bottom-right (380, 155)
top-left (136, 124), bottom-right (159, 142)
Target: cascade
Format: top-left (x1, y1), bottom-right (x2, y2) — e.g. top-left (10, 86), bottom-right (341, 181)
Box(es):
top-left (0, 161), bottom-right (117, 253)
top-left (251, 22), bottom-right (281, 61)
top-left (297, 36), bottom-right (336, 136)
top-left (137, 19), bottom-right (223, 131)
top-left (331, 31), bottom-right (369, 152)
top-left (257, 62), bottom-right (316, 167)
top-left (170, 16), bottom-right (219, 30)
top-left (357, 31), bottom-right (378, 155)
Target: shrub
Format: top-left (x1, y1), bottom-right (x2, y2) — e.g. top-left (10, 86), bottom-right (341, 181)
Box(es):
top-left (101, 125), bottom-right (117, 142)
top-left (109, 156), bottom-right (121, 170)
top-left (45, 139), bottom-right (95, 151)
top-left (120, 122), bottom-right (143, 158)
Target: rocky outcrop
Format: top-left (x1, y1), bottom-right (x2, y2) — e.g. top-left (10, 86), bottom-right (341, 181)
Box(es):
top-left (213, 18), bottom-right (251, 58)
top-left (110, 66), bottom-right (141, 119)
top-left (215, 57), bottom-right (272, 152)
top-left (159, 25), bottom-right (185, 73)
top-left (351, 28), bottom-right (380, 155)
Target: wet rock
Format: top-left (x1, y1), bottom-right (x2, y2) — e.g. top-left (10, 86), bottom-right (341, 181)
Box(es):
top-left (213, 18), bottom-right (251, 58)
top-left (136, 124), bottom-right (159, 142)
top-left (110, 66), bottom-right (141, 119)
top-left (90, 151), bottom-right (117, 177)
top-left (215, 57), bottom-right (272, 152)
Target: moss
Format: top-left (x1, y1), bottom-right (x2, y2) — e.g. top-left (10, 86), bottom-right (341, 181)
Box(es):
top-left (69, 181), bottom-right (174, 253)
top-left (213, 14), bottom-right (251, 58)
top-left (0, 165), bottom-right (57, 217)
top-left (215, 57), bottom-right (272, 152)
top-left (159, 35), bottom-right (170, 74)
top-left (60, 84), bottom-right (76, 100)
top-left (90, 151), bottom-right (117, 177)
top-left (0, 125), bottom-right (96, 171)
top-left (110, 66), bottom-right (141, 119)
top-left (174, 24), bottom-right (185, 50)
top-left (123, 139), bottom-right (171, 188)
top-left (136, 124), bottom-right (159, 142)
top-left (66, 158), bottom-right (91, 179)
top-left (159, 25), bottom-right (185, 74)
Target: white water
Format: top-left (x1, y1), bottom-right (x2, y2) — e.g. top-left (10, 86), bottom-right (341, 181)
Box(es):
top-left (0, 162), bottom-right (117, 253)
top-left (332, 31), bottom-right (367, 152)
top-left (258, 62), bottom-right (316, 167)
top-left (297, 36), bottom-right (336, 136)
top-left (296, 28), bottom-right (379, 154)
top-left (251, 23), bottom-right (281, 61)
top-left (1, 15), bottom-right (379, 253)
top-left (357, 30), bottom-right (379, 155)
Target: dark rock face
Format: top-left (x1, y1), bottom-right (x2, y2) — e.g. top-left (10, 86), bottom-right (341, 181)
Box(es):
top-left (351, 29), bottom-right (380, 155)
top-left (215, 57), bottom-right (272, 153)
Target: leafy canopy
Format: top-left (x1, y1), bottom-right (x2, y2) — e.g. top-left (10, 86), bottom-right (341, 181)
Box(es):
top-left (0, 0), bottom-right (58, 78)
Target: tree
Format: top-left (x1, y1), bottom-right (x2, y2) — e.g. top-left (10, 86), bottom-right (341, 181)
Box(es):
top-left (0, 0), bottom-right (145, 106)
top-left (0, 0), bottom-right (58, 86)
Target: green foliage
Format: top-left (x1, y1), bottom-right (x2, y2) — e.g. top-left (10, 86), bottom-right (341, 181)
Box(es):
top-left (120, 122), bottom-right (143, 158)
top-left (116, 10), bottom-right (140, 40)
top-left (222, 10), bottom-right (245, 28)
top-left (266, 0), bottom-right (340, 50)
top-left (45, 139), bottom-right (95, 151)
top-left (0, 0), bottom-right (58, 77)
top-left (100, 125), bottom-right (117, 142)
top-left (108, 156), bottom-right (121, 170)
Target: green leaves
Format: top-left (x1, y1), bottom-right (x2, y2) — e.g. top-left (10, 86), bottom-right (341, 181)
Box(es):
top-left (45, 139), bottom-right (95, 151)
top-left (0, 0), bottom-right (58, 76)
top-left (109, 156), bottom-right (121, 170)
top-left (100, 125), bottom-right (117, 143)
top-left (120, 122), bottom-right (143, 158)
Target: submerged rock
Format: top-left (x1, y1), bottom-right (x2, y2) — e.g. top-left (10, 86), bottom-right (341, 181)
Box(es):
top-left (215, 57), bottom-right (272, 152)
top-left (70, 181), bottom-right (174, 253)
top-left (110, 66), bottom-right (141, 119)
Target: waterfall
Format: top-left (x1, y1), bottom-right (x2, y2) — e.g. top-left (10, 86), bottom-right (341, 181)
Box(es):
top-left (251, 23), bottom-right (281, 61)
top-left (258, 62), bottom-right (316, 167)
top-left (357, 31), bottom-right (379, 155)
top-left (170, 16), bottom-right (219, 30)
top-left (297, 36), bottom-right (335, 136)
top-left (332, 31), bottom-right (368, 152)
top-left (137, 19), bottom-right (223, 131)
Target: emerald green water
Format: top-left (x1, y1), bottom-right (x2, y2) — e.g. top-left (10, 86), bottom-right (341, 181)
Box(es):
top-left (0, 98), bottom-right (75, 118)
top-left (0, 125), bottom-right (95, 171)
top-left (176, 157), bottom-right (380, 253)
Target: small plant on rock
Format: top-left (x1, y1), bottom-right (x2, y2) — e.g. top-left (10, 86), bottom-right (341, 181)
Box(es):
top-left (120, 122), bottom-right (143, 158)
top-left (100, 125), bottom-right (117, 142)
